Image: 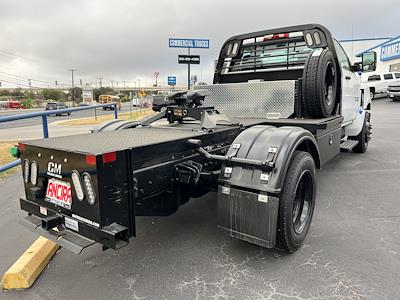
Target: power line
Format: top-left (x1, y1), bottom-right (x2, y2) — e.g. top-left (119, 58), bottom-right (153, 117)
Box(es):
top-left (0, 77), bottom-right (41, 89)
top-left (0, 70), bottom-right (54, 85)
top-left (0, 71), bottom-right (73, 88)
top-left (0, 48), bottom-right (70, 69)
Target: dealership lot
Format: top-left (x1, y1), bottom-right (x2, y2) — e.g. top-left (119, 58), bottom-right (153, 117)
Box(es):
top-left (0, 97), bottom-right (399, 299)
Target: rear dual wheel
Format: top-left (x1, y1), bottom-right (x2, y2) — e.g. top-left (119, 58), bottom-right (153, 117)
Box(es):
top-left (276, 151), bottom-right (316, 252)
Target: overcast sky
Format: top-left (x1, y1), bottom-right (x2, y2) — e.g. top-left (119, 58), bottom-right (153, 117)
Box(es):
top-left (0, 0), bottom-right (399, 89)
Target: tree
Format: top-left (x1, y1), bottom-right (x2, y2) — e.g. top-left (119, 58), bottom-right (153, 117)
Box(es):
top-left (22, 98), bottom-right (33, 109)
top-left (0, 90), bottom-right (11, 96)
top-left (42, 89), bottom-right (65, 100)
top-left (93, 87), bottom-right (115, 101)
top-left (11, 88), bottom-right (23, 98)
top-left (24, 91), bottom-right (35, 99)
top-left (69, 87), bottom-right (82, 103)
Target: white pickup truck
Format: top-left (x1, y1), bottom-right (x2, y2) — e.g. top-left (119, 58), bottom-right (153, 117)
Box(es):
top-left (362, 72), bottom-right (400, 99)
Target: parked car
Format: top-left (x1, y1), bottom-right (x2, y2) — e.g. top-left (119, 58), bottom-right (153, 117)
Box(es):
top-left (45, 102), bottom-right (71, 116)
top-left (387, 83), bottom-right (400, 101)
top-left (7, 100), bottom-right (22, 109)
top-left (0, 99), bottom-right (22, 109)
top-left (362, 72), bottom-right (400, 99)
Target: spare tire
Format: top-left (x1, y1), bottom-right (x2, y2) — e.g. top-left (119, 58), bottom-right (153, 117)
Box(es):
top-left (302, 48), bottom-right (338, 118)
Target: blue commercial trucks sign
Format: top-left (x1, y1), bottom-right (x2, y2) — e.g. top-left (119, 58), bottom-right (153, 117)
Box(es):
top-left (168, 76), bottom-right (176, 86)
top-left (381, 40), bottom-right (400, 61)
top-left (169, 38), bottom-right (209, 49)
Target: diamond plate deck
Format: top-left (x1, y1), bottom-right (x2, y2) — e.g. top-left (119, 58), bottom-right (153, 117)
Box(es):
top-left (23, 127), bottom-right (207, 155)
top-left (195, 81), bottom-right (295, 118)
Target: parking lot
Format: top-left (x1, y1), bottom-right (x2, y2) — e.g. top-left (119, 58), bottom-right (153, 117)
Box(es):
top-left (0, 97), bottom-right (399, 299)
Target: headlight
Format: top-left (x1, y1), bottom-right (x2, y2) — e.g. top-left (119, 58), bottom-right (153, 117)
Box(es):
top-left (23, 159), bottom-right (30, 183)
top-left (30, 161), bottom-right (38, 185)
top-left (82, 172), bottom-right (96, 205)
top-left (71, 170), bottom-right (84, 201)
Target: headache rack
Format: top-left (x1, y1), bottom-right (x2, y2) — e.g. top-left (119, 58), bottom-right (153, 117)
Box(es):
top-left (220, 35), bottom-right (312, 75)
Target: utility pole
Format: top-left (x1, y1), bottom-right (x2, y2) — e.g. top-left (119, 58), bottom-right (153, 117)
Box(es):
top-left (55, 80), bottom-right (58, 88)
top-left (123, 81), bottom-right (126, 90)
top-left (28, 79), bottom-right (32, 94)
top-left (111, 80), bottom-right (114, 89)
top-left (80, 79), bottom-right (83, 89)
top-left (70, 69), bottom-right (77, 104)
top-left (97, 77), bottom-right (103, 88)
top-left (134, 81), bottom-right (137, 98)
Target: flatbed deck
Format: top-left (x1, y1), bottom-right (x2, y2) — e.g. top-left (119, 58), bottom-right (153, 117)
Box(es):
top-left (22, 127), bottom-right (211, 155)
top-left (23, 115), bottom-right (343, 155)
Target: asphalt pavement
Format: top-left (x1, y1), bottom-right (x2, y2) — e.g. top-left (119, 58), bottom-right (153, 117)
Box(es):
top-left (0, 102), bottom-right (132, 129)
top-left (0, 97), bottom-right (399, 299)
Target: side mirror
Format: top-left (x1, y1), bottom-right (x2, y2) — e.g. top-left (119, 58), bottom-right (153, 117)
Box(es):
top-left (362, 51), bottom-right (377, 72)
top-left (351, 62), bottom-right (362, 73)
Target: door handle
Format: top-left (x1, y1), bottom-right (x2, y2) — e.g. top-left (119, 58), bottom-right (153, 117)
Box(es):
top-left (345, 76), bottom-right (351, 80)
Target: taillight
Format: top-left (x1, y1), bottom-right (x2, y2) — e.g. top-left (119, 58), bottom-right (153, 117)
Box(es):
top-left (71, 170), bottom-right (84, 201)
top-left (102, 152), bottom-right (117, 163)
top-left (82, 173), bottom-right (96, 205)
top-left (23, 159), bottom-right (30, 183)
top-left (85, 155), bottom-right (96, 165)
top-left (30, 161), bottom-right (38, 186)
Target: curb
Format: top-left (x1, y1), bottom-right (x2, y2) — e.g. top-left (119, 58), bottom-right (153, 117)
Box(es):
top-left (1, 237), bottom-right (59, 290)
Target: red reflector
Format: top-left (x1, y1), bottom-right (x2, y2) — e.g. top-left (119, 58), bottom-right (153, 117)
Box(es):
top-left (103, 152), bottom-right (117, 163)
top-left (18, 143), bottom-right (25, 151)
top-left (86, 155), bottom-right (97, 165)
top-left (271, 33), bottom-right (289, 40)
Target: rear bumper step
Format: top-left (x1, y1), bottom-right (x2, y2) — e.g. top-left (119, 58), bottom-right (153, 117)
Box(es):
top-left (21, 215), bottom-right (95, 254)
top-left (20, 198), bottom-right (129, 254)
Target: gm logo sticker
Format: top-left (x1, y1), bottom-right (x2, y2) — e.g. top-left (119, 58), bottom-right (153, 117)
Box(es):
top-left (47, 162), bottom-right (62, 178)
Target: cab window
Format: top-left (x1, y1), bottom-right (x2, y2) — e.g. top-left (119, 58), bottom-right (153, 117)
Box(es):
top-left (395, 73), bottom-right (400, 78)
top-left (368, 75), bottom-right (381, 81)
top-left (384, 73), bottom-right (394, 80)
top-left (333, 39), bottom-right (350, 70)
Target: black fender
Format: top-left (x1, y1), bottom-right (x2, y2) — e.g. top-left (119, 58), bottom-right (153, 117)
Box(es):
top-left (219, 125), bottom-right (320, 194)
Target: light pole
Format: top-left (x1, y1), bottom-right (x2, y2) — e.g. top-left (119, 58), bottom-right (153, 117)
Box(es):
top-left (70, 69), bottom-right (77, 105)
top-left (28, 79), bottom-right (32, 94)
top-left (97, 77), bottom-right (103, 88)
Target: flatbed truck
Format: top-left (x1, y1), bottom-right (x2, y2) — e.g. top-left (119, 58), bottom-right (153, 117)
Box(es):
top-left (15, 24), bottom-right (371, 254)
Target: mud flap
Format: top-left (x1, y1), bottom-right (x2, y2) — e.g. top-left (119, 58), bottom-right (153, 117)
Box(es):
top-left (217, 186), bottom-right (279, 248)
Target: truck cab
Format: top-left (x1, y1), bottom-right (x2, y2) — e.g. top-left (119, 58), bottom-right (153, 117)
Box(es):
top-left (213, 24), bottom-right (368, 137)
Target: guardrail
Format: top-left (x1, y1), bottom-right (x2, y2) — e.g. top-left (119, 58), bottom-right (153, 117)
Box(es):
top-left (0, 102), bottom-right (118, 173)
